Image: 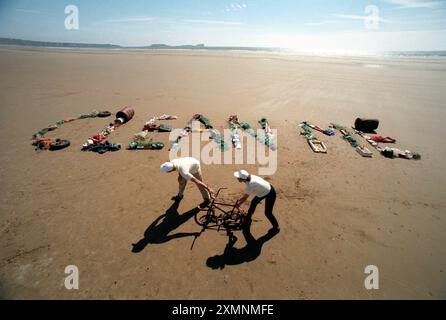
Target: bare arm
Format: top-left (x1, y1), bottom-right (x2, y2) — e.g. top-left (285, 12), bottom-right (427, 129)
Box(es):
top-left (190, 176), bottom-right (215, 195)
top-left (236, 193), bottom-right (249, 208)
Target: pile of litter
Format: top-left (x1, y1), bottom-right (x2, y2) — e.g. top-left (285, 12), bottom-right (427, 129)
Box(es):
top-left (192, 114), bottom-right (214, 129)
top-left (31, 110), bottom-right (111, 151)
top-left (353, 128), bottom-right (420, 160)
top-left (142, 114), bottom-right (177, 132)
top-left (307, 123), bottom-right (335, 136)
top-left (82, 107), bottom-right (134, 154)
top-left (81, 141), bottom-right (121, 154)
top-left (299, 121), bottom-right (327, 153)
top-left (333, 124), bottom-right (373, 158)
top-left (128, 114), bottom-right (177, 150)
top-left (236, 117), bottom-right (277, 151)
top-left (300, 118), bottom-right (421, 160)
top-left (258, 118), bottom-right (277, 150)
top-left (228, 115), bottom-right (242, 149)
top-left (170, 114), bottom-right (228, 152)
top-left (193, 114), bottom-right (227, 151)
top-left (128, 129), bottom-right (164, 150)
top-left (169, 126), bottom-right (190, 152)
top-left (32, 138), bottom-right (71, 151)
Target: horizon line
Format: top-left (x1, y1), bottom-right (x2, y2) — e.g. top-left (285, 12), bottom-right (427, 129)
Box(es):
top-left (1, 37), bottom-right (446, 54)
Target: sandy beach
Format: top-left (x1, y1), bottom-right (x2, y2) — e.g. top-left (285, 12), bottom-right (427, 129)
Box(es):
top-left (0, 46), bottom-right (445, 299)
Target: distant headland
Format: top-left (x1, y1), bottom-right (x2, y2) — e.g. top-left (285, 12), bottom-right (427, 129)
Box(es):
top-left (0, 37), bottom-right (279, 52)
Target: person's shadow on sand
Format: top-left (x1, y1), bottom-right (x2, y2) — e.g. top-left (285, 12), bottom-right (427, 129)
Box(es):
top-left (206, 227), bottom-right (279, 269)
top-left (131, 200), bottom-right (200, 253)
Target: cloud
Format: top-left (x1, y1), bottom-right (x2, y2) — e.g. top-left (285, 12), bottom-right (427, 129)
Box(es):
top-left (334, 14), bottom-right (393, 24)
top-left (384, 0), bottom-right (444, 9)
top-left (307, 9), bottom-right (394, 28)
top-left (304, 20), bottom-right (341, 26)
top-left (102, 16), bottom-right (157, 23)
top-left (182, 19), bottom-right (243, 26)
top-left (225, 3), bottom-right (247, 12)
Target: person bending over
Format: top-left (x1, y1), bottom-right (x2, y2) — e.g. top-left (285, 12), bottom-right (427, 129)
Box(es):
top-left (234, 170), bottom-right (279, 233)
top-left (160, 157), bottom-right (214, 209)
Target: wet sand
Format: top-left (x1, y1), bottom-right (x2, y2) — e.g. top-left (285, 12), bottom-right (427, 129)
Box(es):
top-left (0, 46), bottom-right (445, 299)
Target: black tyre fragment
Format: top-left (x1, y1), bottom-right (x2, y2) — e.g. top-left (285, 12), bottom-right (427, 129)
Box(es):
top-left (49, 139), bottom-right (70, 151)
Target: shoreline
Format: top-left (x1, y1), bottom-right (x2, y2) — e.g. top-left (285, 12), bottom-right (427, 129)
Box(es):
top-left (1, 44), bottom-right (446, 66)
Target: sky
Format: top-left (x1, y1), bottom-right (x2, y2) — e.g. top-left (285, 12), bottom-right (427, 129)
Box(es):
top-left (0, 0), bottom-right (445, 51)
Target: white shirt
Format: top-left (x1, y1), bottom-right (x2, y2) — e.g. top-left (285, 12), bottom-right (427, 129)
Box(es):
top-left (246, 175), bottom-right (271, 198)
top-left (171, 157), bottom-right (201, 180)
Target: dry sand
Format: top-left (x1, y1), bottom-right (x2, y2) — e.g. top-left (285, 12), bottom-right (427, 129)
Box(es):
top-left (0, 47), bottom-right (445, 299)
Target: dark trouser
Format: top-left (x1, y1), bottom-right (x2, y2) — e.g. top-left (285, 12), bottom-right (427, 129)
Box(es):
top-left (245, 186), bottom-right (279, 230)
